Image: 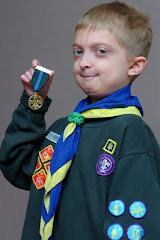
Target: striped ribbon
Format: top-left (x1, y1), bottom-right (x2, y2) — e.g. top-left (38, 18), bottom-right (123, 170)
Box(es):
top-left (31, 66), bottom-right (51, 92)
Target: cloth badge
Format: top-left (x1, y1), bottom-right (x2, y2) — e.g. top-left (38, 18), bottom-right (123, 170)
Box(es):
top-left (34, 157), bottom-right (42, 172)
top-left (32, 169), bottom-right (47, 190)
top-left (44, 162), bottom-right (51, 172)
top-left (127, 224), bottom-right (144, 240)
top-left (39, 145), bottom-right (54, 162)
top-left (96, 154), bottom-right (115, 176)
top-left (45, 131), bottom-right (60, 143)
top-left (129, 201), bottom-right (147, 219)
top-left (108, 200), bottom-right (125, 217)
top-left (107, 223), bottom-right (123, 240)
top-left (32, 145), bottom-right (54, 189)
top-left (103, 139), bottom-right (117, 154)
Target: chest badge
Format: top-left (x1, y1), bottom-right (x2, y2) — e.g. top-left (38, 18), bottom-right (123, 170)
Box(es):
top-left (45, 131), bottom-right (60, 143)
top-left (32, 169), bottom-right (47, 190)
top-left (39, 145), bottom-right (54, 162)
top-left (129, 201), bottom-right (147, 219)
top-left (108, 200), bottom-right (125, 217)
top-left (103, 139), bottom-right (117, 155)
top-left (127, 224), bottom-right (144, 240)
top-left (96, 154), bottom-right (115, 176)
top-left (107, 223), bottom-right (124, 240)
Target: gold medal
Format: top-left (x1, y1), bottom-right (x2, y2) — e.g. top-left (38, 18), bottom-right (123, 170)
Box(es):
top-left (28, 65), bottom-right (51, 111)
top-left (28, 92), bottom-right (44, 111)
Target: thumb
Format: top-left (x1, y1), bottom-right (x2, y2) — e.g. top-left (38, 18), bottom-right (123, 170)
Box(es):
top-left (32, 59), bottom-right (41, 69)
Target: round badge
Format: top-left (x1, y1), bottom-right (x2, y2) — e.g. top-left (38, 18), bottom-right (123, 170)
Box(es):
top-left (107, 223), bottom-right (123, 240)
top-left (108, 200), bottom-right (125, 217)
top-left (28, 93), bottom-right (44, 111)
top-left (129, 201), bottom-right (147, 219)
top-left (127, 224), bottom-right (144, 240)
top-left (96, 154), bottom-right (115, 176)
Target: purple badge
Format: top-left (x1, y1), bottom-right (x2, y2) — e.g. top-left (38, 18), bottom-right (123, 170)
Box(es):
top-left (96, 154), bottom-right (115, 176)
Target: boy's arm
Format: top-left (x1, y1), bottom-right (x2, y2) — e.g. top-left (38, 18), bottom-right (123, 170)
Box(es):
top-left (104, 153), bottom-right (160, 238)
top-left (0, 60), bottom-right (54, 190)
top-left (103, 121), bottom-right (160, 239)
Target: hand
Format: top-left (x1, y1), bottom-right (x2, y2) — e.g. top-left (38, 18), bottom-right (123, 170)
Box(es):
top-left (21, 59), bottom-right (54, 100)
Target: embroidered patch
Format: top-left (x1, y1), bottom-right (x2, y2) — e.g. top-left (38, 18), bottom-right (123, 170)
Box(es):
top-left (96, 154), bottom-right (115, 176)
top-left (129, 201), bottom-right (147, 219)
top-left (45, 131), bottom-right (60, 143)
top-left (126, 224), bottom-right (144, 240)
top-left (103, 139), bottom-right (117, 154)
top-left (44, 162), bottom-right (51, 172)
top-left (39, 145), bottom-right (54, 162)
top-left (107, 223), bottom-right (123, 240)
top-left (108, 200), bottom-right (125, 217)
top-left (35, 157), bottom-right (42, 172)
top-left (32, 169), bottom-right (47, 189)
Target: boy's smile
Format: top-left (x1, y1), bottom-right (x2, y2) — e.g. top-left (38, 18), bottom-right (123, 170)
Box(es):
top-left (73, 28), bottom-right (132, 103)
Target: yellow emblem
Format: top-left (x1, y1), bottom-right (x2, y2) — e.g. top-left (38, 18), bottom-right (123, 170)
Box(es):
top-left (132, 228), bottom-right (140, 239)
top-left (113, 203), bottom-right (119, 215)
top-left (103, 139), bottom-right (117, 154)
top-left (111, 227), bottom-right (118, 238)
top-left (28, 92), bottom-right (44, 111)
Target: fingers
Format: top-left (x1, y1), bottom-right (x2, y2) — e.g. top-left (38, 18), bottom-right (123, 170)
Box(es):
top-left (21, 68), bottom-right (34, 83)
top-left (32, 59), bottom-right (41, 69)
top-left (21, 60), bottom-right (55, 99)
top-left (21, 64), bottom-right (54, 85)
top-left (21, 74), bottom-right (30, 84)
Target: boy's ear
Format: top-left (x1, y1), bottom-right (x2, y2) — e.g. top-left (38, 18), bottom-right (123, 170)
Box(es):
top-left (128, 56), bottom-right (147, 77)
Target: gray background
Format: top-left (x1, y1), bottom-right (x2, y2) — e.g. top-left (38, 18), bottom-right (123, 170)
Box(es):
top-left (0, 0), bottom-right (160, 239)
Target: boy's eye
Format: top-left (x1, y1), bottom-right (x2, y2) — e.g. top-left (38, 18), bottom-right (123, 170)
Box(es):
top-left (73, 49), bottom-right (83, 56)
top-left (96, 49), bottom-right (107, 55)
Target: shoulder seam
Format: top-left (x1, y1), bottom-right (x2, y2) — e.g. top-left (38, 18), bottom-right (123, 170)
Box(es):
top-left (119, 151), bottom-right (154, 162)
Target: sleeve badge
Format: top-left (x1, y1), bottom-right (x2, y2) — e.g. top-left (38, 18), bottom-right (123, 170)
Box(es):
top-left (107, 223), bottom-right (124, 240)
top-left (129, 201), bottom-right (147, 219)
top-left (127, 224), bottom-right (144, 240)
top-left (108, 200), bottom-right (125, 217)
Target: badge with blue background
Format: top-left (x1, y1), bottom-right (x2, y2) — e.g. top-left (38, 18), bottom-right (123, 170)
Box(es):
top-left (107, 223), bottom-right (123, 240)
top-left (108, 200), bottom-right (125, 217)
top-left (127, 224), bottom-right (144, 240)
top-left (129, 201), bottom-right (146, 219)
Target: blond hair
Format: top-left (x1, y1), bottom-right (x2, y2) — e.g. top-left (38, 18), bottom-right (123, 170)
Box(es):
top-left (75, 1), bottom-right (152, 60)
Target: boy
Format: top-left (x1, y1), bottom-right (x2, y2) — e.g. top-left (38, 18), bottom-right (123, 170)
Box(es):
top-left (0, 1), bottom-right (160, 240)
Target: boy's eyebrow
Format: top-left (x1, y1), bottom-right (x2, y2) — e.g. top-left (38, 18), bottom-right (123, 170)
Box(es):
top-left (73, 42), bottom-right (115, 51)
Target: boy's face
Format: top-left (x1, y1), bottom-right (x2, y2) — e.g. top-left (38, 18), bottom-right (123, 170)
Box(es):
top-left (73, 28), bottom-right (133, 103)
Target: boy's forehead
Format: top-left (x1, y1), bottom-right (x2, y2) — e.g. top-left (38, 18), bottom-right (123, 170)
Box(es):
top-left (73, 28), bottom-right (120, 48)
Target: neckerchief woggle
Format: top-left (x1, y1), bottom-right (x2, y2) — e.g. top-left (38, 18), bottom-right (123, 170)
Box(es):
top-left (40, 83), bottom-right (143, 240)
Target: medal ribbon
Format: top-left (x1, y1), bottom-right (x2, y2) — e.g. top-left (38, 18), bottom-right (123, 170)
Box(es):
top-left (40, 84), bottom-right (143, 240)
top-left (28, 66), bottom-right (51, 111)
top-left (31, 66), bottom-right (50, 92)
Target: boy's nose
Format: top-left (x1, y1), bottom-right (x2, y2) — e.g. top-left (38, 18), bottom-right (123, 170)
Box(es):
top-left (79, 53), bottom-right (92, 69)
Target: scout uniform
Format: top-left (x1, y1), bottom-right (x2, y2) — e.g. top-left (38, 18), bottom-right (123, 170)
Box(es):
top-left (1, 89), bottom-right (160, 239)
